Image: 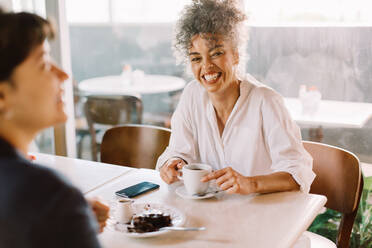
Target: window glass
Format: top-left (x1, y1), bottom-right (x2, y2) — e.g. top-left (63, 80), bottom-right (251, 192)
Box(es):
top-left (65, 0), bottom-right (109, 23)
top-left (243, 0), bottom-right (372, 164)
top-left (112, 0), bottom-right (191, 23)
top-left (12, 0), bottom-right (46, 17)
top-left (244, 0), bottom-right (372, 25)
top-left (66, 0), bottom-right (372, 166)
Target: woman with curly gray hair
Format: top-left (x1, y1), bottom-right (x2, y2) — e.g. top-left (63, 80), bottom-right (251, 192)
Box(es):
top-left (157, 0), bottom-right (315, 195)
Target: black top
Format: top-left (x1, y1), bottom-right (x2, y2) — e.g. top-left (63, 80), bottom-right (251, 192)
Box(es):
top-left (0, 137), bottom-right (101, 248)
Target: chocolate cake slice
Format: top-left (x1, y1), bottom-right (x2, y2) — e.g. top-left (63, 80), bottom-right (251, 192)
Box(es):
top-left (127, 213), bottom-right (172, 233)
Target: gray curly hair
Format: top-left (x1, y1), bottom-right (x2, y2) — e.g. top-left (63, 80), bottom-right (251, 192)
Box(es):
top-left (173, 0), bottom-right (248, 77)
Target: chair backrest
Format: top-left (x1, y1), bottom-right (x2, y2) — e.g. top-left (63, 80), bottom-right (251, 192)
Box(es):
top-left (303, 141), bottom-right (364, 248)
top-left (84, 95), bottom-right (143, 161)
top-left (100, 124), bottom-right (171, 169)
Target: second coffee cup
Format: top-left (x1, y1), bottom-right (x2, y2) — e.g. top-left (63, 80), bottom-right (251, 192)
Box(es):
top-left (178, 163), bottom-right (212, 195)
top-left (115, 198), bottom-right (133, 224)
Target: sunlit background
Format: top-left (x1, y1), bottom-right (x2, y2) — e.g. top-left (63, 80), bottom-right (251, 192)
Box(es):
top-left (6, 0), bottom-right (372, 164)
top-left (11, 0), bottom-right (372, 25)
top-left (1, 1), bottom-right (372, 245)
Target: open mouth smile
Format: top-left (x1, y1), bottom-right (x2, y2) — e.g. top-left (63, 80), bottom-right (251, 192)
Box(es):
top-left (202, 72), bottom-right (222, 84)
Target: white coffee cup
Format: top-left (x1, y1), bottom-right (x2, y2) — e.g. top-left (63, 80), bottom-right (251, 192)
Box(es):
top-left (115, 198), bottom-right (133, 223)
top-left (178, 163), bottom-right (212, 195)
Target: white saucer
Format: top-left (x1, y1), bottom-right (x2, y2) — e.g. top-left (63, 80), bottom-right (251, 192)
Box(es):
top-left (107, 202), bottom-right (185, 238)
top-left (175, 185), bottom-right (220, 200)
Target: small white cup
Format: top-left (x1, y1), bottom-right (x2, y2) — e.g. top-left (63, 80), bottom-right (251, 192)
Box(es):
top-left (115, 198), bottom-right (133, 223)
top-left (178, 163), bottom-right (212, 195)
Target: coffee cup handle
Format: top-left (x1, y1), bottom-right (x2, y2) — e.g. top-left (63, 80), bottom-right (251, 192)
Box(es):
top-left (177, 170), bottom-right (183, 181)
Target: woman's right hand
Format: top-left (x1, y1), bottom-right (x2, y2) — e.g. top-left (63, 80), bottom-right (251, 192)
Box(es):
top-left (87, 198), bottom-right (110, 233)
top-left (160, 157), bottom-right (186, 184)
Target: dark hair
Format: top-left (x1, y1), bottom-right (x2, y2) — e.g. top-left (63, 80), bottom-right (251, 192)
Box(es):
top-left (0, 9), bottom-right (55, 82)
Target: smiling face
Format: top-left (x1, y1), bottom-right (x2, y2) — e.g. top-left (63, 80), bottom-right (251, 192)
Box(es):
top-left (188, 34), bottom-right (239, 95)
top-left (0, 41), bottom-right (68, 132)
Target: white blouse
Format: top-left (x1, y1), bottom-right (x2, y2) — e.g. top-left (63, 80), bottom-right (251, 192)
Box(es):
top-left (156, 74), bottom-right (315, 193)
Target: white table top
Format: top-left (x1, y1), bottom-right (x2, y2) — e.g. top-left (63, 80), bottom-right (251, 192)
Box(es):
top-left (87, 169), bottom-right (327, 248)
top-left (78, 75), bottom-right (186, 95)
top-left (284, 97), bottom-right (372, 128)
top-left (32, 153), bottom-right (133, 194)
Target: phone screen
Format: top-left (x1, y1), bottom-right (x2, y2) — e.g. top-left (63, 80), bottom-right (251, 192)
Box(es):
top-left (115, 182), bottom-right (160, 198)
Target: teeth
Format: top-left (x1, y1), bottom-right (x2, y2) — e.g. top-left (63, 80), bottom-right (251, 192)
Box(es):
top-left (204, 73), bottom-right (219, 82)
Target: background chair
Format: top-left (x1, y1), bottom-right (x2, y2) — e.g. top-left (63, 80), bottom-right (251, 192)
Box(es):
top-left (142, 90), bottom-right (182, 128)
top-left (73, 79), bottom-right (91, 158)
top-left (303, 141), bottom-right (364, 248)
top-left (84, 95), bottom-right (143, 161)
top-left (100, 124), bottom-right (171, 169)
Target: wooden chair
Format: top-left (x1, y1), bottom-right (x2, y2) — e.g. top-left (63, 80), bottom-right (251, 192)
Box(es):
top-left (303, 141), bottom-right (364, 248)
top-left (84, 95), bottom-right (143, 161)
top-left (73, 79), bottom-right (91, 158)
top-left (100, 124), bottom-right (171, 169)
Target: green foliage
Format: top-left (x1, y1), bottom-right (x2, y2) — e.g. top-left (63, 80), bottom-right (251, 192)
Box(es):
top-left (308, 176), bottom-right (372, 248)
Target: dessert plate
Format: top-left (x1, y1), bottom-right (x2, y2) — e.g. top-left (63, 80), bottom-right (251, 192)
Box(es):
top-left (175, 185), bottom-right (221, 200)
top-left (107, 202), bottom-right (185, 238)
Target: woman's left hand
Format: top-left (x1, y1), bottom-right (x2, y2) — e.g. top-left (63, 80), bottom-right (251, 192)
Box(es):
top-left (201, 167), bottom-right (257, 194)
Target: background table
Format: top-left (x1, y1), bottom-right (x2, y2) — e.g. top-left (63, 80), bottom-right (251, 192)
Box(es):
top-left (33, 152), bottom-right (133, 194)
top-left (284, 97), bottom-right (372, 128)
top-left (78, 75), bottom-right (186, 96)
top-left (87, 169), bottom-right (327, 248)
top-left (284, 97), bottom-right (372, 141)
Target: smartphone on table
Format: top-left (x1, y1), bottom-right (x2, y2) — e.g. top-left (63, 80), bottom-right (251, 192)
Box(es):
top-left (115, 181), bottom-right (160, 198)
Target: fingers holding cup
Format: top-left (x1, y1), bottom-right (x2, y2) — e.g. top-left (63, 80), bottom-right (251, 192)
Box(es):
top-left (160, 158), bottom-right (185, 184)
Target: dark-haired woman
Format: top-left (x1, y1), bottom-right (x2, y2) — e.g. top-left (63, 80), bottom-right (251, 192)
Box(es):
top-left (0, 10), bottom-right (106, 247)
